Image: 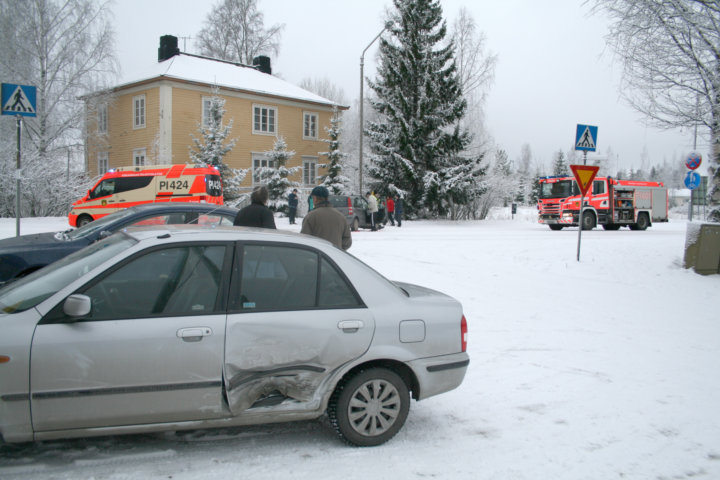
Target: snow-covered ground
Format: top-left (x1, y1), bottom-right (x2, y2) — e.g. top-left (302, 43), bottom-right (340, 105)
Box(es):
top-left (1, 208), bottom-right (719, 480)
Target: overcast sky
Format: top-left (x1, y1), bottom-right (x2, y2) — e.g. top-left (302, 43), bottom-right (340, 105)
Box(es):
top-left (113, 0), bottom-right (704, 175)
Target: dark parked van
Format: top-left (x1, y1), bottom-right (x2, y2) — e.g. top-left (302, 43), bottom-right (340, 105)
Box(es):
top-left (328, 195), bottom-right (385, 231)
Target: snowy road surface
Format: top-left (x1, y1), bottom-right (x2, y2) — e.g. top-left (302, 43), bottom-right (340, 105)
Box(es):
top-left (1, 210), bottom-right (719, 480)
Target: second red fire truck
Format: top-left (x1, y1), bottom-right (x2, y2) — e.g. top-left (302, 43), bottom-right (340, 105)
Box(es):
top-left (537, 176), bottom-right (669, 230)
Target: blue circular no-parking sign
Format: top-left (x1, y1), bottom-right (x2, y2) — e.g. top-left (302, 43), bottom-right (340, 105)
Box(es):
top-left (684, 171), bottom-right (701, 190)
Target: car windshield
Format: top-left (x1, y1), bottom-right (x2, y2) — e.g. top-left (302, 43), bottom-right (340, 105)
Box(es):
top-left (64, 207), bottom-right (141, 241)
top-left (539, 180), bottom-right (579, 199)
top-left (0, 233), bottom-right (136, 314)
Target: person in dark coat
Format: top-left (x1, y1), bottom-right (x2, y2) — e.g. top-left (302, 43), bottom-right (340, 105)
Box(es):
top-left (234, 186), bottom-right (276, 229)
top-left (395, 196), bottom-right (403, 227)
top-left (288, 188), bottom-right (299, 224)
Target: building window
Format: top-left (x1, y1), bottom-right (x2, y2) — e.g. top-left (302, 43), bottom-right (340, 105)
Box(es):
top-left (253, 105), bottom-right (276, 134)
top-left (133, 94), bottom-right (146, 129)
top-left (98, 152), bottom-right (109, 174)
top-left (303, 157), bottom-right (318, 186)
top-left (252, 153), bottom-right (275, 185)
top-left (97, 104), bottom-right (108, 134)
top-left (303, 112), bottom-right (318, 139)
top-left (202, 96), bottom-right (213, 127)
top-left (133, 148), bottom-right (146, 166)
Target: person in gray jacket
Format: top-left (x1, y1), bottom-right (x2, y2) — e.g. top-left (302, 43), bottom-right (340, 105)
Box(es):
top-left (301, 186), bottom-right (352, 250)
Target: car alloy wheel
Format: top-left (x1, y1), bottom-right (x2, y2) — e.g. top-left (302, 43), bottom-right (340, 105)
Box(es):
top-left (328, 368), bottom-right (409, 446)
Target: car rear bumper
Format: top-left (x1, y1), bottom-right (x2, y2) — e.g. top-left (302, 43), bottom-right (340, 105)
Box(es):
top-left (408, 352), bottom-right (469, 400)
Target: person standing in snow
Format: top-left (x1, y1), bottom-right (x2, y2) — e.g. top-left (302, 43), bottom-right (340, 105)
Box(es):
top-left (301, 186), bottom-right (352, 250)
top-left (366, 191), bottom-right (378, 231)
top-left (288, 188), bottom-right (299, 224)
top-left (385, 196), bottom-right (395, 226)
top-left (395, 196), bottom-right (403, 227)
top-left (234, 186), bottom-right (276, 229)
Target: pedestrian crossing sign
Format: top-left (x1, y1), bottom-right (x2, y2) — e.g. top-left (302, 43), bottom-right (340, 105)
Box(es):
top-left (575, 124), bottom-right (598, 152)
top-left (2, 83), bottom-right (37, 117)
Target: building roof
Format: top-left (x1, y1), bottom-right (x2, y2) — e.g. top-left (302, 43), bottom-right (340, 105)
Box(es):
top-left (112, 53), bottom-right (344, 109)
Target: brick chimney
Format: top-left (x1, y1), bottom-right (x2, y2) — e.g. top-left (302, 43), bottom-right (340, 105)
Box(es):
top-left (252, 56), bottom-right (272, 75)
top-left (158, 35), bottom-right (180, 62)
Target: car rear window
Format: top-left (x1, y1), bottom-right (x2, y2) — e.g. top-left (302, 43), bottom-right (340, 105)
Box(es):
top-left (328, 196), bottom-right (349, 208)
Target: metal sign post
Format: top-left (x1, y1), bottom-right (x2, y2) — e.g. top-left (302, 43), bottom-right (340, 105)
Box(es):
top-left (2, 83), bottom-right (38, 236)
top-left (570, 164), bottom-right (600, 262)
top-left (684, 152), bottom-right (702, 222)
top-left (684, 170), bottom-right (701, 221)
top-left (577, 190), bottom-right (585, 261)
top-left (573, 124), bottom-right (599, 262)
top-left (15, 116), bottom-right (22, 236)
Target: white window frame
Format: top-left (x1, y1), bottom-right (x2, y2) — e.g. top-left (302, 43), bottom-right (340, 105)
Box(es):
top-left (303, 112), bottom-right (318, 140)
top-left (97, 103), bottom-right (108, 134)
top-left (202, 96), bottom-right (213, 127)
top-left (253, 104), bottom-right (277, 135)
top-left (252, 153), bottom-right (275, 185)
top-left (133, 148), bottom-right (146, 166)
top-left (303, 156), bottom-right (318, 186)
top-left (133, 94), bottom-right (146, 129)
top-left (98, 151), bottom-right (109, 175)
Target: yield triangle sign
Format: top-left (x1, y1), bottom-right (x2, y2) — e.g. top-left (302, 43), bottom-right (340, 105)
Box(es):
top-left (570, 164), bottom-right (599, 196)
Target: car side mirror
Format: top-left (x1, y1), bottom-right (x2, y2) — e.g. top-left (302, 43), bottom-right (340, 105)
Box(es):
top-left (63, 294), bottom-right (91, 318)
top-left (98, 230), bottom-right (112, 239)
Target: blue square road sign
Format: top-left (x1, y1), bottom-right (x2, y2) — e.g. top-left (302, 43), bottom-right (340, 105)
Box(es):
top-left (2, 83), bottom-right (37, 117)
top-left (575, 124), bottom-right (598, 152)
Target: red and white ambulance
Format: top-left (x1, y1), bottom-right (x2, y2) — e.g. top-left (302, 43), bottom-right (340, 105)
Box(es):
top-left (68, 164), bottom-right (223, 227)
top-left (537, 176), bottom-right (668, 230)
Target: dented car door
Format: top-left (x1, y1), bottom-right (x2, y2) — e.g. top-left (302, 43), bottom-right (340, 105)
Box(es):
top-left (224, 243), bottom-right (374, 414)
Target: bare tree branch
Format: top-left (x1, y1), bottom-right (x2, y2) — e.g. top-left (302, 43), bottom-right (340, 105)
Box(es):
top-left (590, 0), bottom-right (720, 219)
top-left (195, 0), bottom-right (284, 64)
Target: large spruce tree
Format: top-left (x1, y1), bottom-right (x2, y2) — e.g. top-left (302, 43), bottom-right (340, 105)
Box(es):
top-left (366, 0), bottom-right (476, 216)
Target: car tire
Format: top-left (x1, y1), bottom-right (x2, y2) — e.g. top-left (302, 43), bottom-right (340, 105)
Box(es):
top-left (602, 224), bottom-right (621, 231)
top-left (549, 224), bottom-right (563, 231)
top-left (328, 368), bottom-right (410, 447)
top-left (351, 218), bottom-right (359, 232)
top-left (77, 215), bottom-right (93, 227)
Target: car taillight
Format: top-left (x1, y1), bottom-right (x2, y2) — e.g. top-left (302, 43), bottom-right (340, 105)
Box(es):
top-left (461, 315), bottom-right (467, 352)
top-left (347, 197), bottom-right (353, 215)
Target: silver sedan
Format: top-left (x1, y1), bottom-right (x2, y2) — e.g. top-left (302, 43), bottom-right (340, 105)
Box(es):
top-left (0, 226), bottom-right (469, 447)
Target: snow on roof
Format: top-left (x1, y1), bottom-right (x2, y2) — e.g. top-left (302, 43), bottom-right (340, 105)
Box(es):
top-left (115, 53), bottom-right (342, 108)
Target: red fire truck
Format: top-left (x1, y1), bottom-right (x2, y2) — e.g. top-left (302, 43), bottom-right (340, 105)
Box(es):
top-left (537, 176), bottom-right (668, 230)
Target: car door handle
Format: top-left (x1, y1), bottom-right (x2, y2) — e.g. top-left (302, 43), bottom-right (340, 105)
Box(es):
top-left (177, 327), bottom-right (213, 342)
top-left (338, 320), bottom-right (364, 332)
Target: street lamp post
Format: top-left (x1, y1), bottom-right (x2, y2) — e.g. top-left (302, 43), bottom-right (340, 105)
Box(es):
top-left (359, 22), bottom-right (391, 195)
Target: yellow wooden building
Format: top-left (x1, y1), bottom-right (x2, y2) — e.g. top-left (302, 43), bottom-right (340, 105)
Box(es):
top-left (84, 36), bottom-right (344, 193)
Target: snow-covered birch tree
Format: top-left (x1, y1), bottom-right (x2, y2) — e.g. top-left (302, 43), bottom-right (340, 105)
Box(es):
top-left (196, 0), bottom-right (284, 64)
top-left (591, 0), bottom-right (720, 221)
top-left (475, 149), bottom-right (512, 219)
top-left (450, 7), bottom-right (497, 155)
top-left (298, 78), bottom-right (347, 105)
top-left (188, 89), bottom-right (246, 204)
top-left (0, 0), bottom-right (116, 216)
